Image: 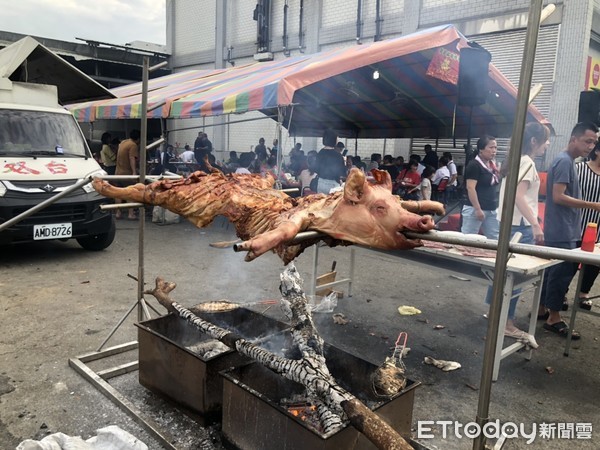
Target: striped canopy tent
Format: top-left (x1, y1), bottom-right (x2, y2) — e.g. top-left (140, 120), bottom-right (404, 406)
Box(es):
top-left (68, 68), bottom-right (223, 122)
top-left (67, 56), bottom-right (312, 122)
top-left (68, 25), bottom-right (551, 139)
top-left (108, 69), bottom-right (218, 98)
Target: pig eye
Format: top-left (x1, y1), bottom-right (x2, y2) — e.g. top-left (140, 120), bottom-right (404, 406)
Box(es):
top-left (373, 204), bottom-right (387, 214)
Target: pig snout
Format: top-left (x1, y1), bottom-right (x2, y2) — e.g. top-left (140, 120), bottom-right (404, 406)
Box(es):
top-left (405, 215), bottom-right (435, 232)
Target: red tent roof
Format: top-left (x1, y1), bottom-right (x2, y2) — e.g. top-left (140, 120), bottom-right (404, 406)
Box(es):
top-left (67, 25), bottom-right (550, 139)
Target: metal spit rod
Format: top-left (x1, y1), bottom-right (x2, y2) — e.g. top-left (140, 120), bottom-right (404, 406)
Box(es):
top-left (0, 177), bottom-right (92, 233)
top-left (233, 228), bottom-right (600, 267)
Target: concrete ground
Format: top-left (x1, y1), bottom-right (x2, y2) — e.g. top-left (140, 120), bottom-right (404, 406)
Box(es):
top-left (1, 217), bottom-right (599, 449)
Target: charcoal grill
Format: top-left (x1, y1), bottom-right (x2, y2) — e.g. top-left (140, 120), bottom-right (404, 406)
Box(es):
top-left (135, 307), bottom-right (289, 424)
top-left (220, 343), bottom-right (419, 450)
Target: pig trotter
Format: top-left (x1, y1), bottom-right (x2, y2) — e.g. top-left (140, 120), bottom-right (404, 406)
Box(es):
top-left (401, 200), bottom-right (445, 216)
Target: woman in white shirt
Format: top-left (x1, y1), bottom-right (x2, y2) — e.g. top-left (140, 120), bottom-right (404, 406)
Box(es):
top-left (497, 122), bottom-right (549, 245)
top-left (432, 156), bottom-right (451, 188)
top-left (492, 122), bottom-right (550, 343)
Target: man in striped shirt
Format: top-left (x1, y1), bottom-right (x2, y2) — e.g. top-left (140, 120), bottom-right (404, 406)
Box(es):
top-left (539, 122), bottom-right (600, 340)
top-left (575, 142), bottom-right (600, 310)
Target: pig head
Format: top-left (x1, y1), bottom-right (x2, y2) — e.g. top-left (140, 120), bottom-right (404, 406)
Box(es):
top-left (237, 169), bottom-right (445, 262)
top-left (304, 169), bottom-right (443, 249)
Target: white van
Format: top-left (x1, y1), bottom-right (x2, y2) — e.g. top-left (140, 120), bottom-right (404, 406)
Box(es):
top-left (0, 37), bottom-right (116, 250)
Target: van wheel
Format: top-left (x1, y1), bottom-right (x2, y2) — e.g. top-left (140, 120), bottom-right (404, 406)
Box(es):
top-left (76, 219), bottom-right (116, 251)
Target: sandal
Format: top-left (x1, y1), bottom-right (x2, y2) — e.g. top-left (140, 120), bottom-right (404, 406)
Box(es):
top-left (543, 321), bottom-right (581, 340)
top-left (579, 298), bottom-right (593, 311)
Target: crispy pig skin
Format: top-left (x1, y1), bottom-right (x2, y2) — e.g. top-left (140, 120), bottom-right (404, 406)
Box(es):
top-left (92, 169), bottom-right (444, 264)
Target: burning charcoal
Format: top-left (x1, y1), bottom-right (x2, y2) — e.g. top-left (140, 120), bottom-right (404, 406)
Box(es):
top-left (287, 403), bottom-right (323, 432)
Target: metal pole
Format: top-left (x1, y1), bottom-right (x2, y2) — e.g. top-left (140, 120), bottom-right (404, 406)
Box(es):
top-left (138, 56), bottom-right (149, 323)
top-left (276, 106), bottom-right (284, 189)
top-left (473, 1), bottom-right (544, 449)
top-left (234, 228), bottom-right (600, 266)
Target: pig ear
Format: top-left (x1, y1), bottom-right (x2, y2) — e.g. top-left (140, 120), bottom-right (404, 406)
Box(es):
top-left (371, 169), bottom-right (393, 191)
top-left (344, 168), bottom-right (366, 202)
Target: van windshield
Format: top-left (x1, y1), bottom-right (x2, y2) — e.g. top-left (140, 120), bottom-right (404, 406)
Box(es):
top-left (0, 109), bottom-right (89, 157)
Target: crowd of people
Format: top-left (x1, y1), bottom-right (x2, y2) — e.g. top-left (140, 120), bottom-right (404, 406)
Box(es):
top-left (95, 129), bottom-right (461, 204)
top-left (460, 121), bottom-right (600, 345)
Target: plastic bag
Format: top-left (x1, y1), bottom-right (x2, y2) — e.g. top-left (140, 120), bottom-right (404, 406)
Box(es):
top-left (152, 206), bottom-right (180, 225)
top-left (309, 292), bottom-right (338, 313)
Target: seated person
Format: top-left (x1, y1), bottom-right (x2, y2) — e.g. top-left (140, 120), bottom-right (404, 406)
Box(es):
top-left (394, 161), bottom-right (421, 200)
top-left (379, 154), bottom-right (400, 181)
top-left (179, 145), bottom-right (196, 163)
top-left (266, 155), bottom-right (300, 189)
top-left (226, 151), bottom-right (240, 170)
top-left (432, 156), bottom-right (451, 189)
top-left (235, 152), bottom-right (256, 174)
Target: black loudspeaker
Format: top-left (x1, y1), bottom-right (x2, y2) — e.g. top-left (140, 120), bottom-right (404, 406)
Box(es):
top-left (458, 47), bottom-right (492, 106)
top-left (578, 90), bottom-right (600, 126)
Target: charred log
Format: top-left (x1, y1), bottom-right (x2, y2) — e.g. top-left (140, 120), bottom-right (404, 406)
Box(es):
top-left (343, 398), bottom-right (414, 450)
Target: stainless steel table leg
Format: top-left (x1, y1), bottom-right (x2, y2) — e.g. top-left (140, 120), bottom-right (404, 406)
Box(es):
top-left (310, 244), bottom-right (319, 297)
top-left (492, 272), bottom-right (514, 381)
top-left (564, 267), bottom-right (585, 356)
top-left (525, 271), bottom-right (544, 361)
top-left (348, 247), bottom-right (355, 297)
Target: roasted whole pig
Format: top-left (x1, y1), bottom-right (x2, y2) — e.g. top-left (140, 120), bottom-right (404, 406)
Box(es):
top-left (92, 168), bottom-right (444, 264)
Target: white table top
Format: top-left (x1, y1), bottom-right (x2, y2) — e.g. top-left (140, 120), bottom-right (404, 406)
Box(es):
top-left (413, 245), bottom-right (559, 276)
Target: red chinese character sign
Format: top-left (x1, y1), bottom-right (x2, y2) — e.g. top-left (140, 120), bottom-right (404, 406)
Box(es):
top-left (46, 161), bottom-right (68, 174)
top-left (2, 161), bottom-right (41, 175)
top-left (426, 46), bottom-right (460, 85)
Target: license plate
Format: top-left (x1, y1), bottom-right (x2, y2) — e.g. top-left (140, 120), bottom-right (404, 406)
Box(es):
top-left (33, 223), bottom-right (72, 240)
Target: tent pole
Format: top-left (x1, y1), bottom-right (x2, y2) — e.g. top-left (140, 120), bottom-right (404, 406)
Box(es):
top-left (227, 114), bottom-right (231, 154)
top-left (467, 105), bottom-right (473, 149)
top-left (472, 1), bottom-right (544, 449)
top-left (137, 56), bottom-right (149, 323)
top-left (276, 106), bottom-right (284, 189)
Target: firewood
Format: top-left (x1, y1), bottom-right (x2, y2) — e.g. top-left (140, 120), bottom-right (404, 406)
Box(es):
top-left (144, 266), bottom-right (413, 450)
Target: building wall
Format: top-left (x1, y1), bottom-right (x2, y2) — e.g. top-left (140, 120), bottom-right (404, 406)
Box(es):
top-left (549, 0), bottom-right (594, 154)
top-left (420, 0), bottom-right (534, 26)
top-left (166, 0), bottom-right (597, 167)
